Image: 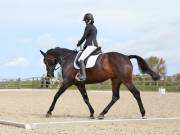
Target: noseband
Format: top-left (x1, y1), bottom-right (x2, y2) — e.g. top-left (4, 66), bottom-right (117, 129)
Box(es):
top-left (45, 56), bottom-right (59, 73)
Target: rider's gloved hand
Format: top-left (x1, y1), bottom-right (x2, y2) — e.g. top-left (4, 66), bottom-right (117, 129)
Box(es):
top-left (77, 42), bottom-right (80, 47)
top-left (77, 39), bottom-right (84, 47)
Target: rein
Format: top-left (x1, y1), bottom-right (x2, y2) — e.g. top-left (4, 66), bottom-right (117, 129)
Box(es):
top-left (54, 66), bottom-right (60, 71)
top-left (60, 47), bottom-right (78, 61)
top-left (46, 47), bottom-right (79, 71)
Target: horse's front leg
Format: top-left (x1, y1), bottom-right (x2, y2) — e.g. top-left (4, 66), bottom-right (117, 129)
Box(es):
top-left (46, 80), bottom-right (72, 117)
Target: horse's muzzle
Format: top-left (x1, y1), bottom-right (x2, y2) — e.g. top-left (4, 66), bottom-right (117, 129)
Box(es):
top-left (47, 71), bottom-right (54, 78)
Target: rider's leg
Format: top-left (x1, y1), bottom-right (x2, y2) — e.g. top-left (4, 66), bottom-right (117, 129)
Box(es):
top-left (78, 46), bottom-right (97, 81)
top-left (79, 60), bottom-right (86, 81)
top-left (78, 46), bottom-right (97, 61)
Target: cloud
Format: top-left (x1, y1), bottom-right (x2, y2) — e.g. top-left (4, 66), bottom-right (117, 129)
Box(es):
top-left (0, 0), bottom-right (180, 76)
top-left (36, 33), bottom-right (60, 51)
top-left (100, 18), bottom-right (180, 75)
top-left (4, 57), bottom-right (29, 67)
top-left (16, 37), bottom-right (32, 44)
top-left (0, 0), bottom-right (180, 28)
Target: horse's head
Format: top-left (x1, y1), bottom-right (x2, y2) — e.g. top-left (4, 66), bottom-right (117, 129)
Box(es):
top-left (40, 50), bottom-right (58, 78)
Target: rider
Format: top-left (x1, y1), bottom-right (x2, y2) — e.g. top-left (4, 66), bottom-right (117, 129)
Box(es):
top-left (76, 13), bottom-right (98, 82)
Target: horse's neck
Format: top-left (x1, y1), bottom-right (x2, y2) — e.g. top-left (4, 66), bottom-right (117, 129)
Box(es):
top-left (55, 48), bottom-right (77, 64)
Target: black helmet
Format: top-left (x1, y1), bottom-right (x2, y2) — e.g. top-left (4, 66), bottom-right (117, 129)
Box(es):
top-left (83, 13), bottom-right (94, 22)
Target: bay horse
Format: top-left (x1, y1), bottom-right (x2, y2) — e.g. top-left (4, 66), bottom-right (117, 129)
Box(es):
top-left (40, 47), bottom-right (160, 119)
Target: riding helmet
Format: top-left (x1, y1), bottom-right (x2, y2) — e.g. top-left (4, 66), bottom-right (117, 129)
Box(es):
top-left (83, 13), bottom-right (94, 22)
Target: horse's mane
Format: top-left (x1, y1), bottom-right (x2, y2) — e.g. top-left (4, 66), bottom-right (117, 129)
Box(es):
top-left (46, 47), bottom-right (77, 55)
top-left (55, 47), bottom-right (77, 54)
top-left (46, 47), bottom-right (77, 65)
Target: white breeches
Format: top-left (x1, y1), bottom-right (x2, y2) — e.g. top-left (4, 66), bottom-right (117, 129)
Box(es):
top-left (78, 46), bottom-right (97, 62)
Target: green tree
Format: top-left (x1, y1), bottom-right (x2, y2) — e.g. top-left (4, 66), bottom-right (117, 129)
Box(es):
top-left (145, 56), bottom-right (167, 78)
top-left (174, 73), bottom-right (180, 81)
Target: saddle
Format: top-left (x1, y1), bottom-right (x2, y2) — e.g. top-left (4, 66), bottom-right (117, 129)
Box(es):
top-left (74, 47), bottom-right (102, 69)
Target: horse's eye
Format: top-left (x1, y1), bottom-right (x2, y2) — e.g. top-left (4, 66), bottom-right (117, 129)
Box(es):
top-left (49, 60), bottom-right (54, 65)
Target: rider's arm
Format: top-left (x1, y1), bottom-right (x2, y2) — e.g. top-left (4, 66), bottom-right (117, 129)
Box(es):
top-left (77, 25), bottom-right (90, 46)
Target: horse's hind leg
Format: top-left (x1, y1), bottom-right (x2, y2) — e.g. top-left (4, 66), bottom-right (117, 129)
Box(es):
top-left (77, 84), bottom-right (95, 119)
top-left (98, 79), bottom-right (121, 119)
top-left (124, 81), bottom-right (146, 118)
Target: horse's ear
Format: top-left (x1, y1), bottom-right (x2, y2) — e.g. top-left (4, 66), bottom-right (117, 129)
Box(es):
top-left (40, 50), bottom-right (46, 56)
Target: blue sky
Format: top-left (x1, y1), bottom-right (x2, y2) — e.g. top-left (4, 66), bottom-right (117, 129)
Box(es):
top-left (0, 0), bottom-right (180, 79)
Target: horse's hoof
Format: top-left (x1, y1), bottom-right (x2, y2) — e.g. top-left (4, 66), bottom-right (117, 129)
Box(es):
top-left (89, 115), bottom-right (95, 119)
top-left (142, 115), bottom-right (147, 119)
top-left (97, 114), bottom-right (104, 120)
top-left (46, 112), bottom-right (52, 118)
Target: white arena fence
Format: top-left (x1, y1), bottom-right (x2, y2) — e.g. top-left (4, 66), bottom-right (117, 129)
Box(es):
top-left (0, 77), bottom-right (179, 91)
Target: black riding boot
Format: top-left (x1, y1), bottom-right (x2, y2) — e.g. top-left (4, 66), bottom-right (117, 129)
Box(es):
top-left (79, 60), bottom-right (86, 81)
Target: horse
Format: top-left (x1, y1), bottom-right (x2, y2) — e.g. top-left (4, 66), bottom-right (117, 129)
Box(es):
top-left (40, 47), bottom-right (160, 119)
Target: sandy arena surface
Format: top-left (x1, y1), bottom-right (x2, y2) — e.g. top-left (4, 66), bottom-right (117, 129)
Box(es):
top-left (0, 89), bottom-right (180, 135)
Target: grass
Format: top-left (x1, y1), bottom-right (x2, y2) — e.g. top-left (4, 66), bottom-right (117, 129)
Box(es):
top-left (0, 79), bottom-right (179, 92)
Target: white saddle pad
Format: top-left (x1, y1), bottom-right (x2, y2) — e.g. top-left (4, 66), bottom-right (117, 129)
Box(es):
top-left (74, 52), bottom-right (101, 69)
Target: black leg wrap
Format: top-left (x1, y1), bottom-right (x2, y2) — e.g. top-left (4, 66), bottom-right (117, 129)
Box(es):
top-left (84, 99), bottom-right (89, 104)
top-left (112, 96), bottom-right (119, 102)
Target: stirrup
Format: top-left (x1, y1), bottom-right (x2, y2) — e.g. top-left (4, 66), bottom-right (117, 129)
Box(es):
top-left (75, 73), bottom-right (86, 82)
top-left (75, 73), bottom-right (81, 81)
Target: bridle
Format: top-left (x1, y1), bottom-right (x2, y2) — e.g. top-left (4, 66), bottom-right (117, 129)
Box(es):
top-left (45, 56), bottom-right (58, 74)
top-left (45, 47), bottom-right (79, 72)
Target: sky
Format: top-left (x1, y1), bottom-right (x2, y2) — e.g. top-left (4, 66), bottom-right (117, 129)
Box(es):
top-left (0, 0), bottom-right (180, 79)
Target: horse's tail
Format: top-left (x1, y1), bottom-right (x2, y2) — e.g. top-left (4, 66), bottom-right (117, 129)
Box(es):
top-left (128, 55), bottom-right (160, 81)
